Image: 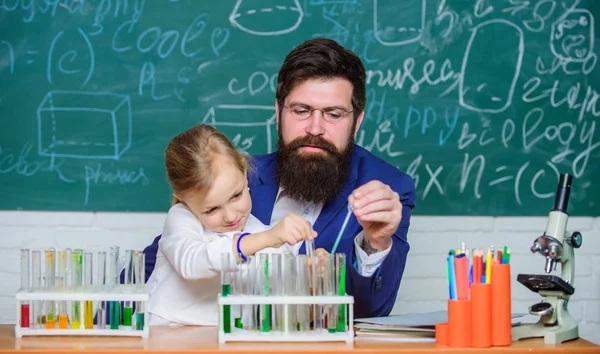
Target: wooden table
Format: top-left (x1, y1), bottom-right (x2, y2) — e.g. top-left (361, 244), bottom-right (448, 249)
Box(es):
top-left (0, 325), bottom-right (598, 354)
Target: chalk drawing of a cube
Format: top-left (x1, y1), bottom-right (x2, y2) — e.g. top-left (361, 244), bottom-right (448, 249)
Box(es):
top-left (37, 91), bottom-right (132, 160)
top-left (202, 104), bottom-right (276, 155)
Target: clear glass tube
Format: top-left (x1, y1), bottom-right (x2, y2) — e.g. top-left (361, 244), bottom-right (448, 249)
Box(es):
top-left (97, 251), bottom-right (107, 329)
top-left (44, 249), bottom-right (56, 329)
top-left (323, 254), bottom-right (337, 333)
top-left (133, 251), bottom-right (145, 330)
top-left (83, 252), bottom-right (94, 329)
top-left (270, 254), bottom-right (283, 332)
top-left (295, 255), bottom-right (310, 332)
top-left (32, 250), bottom-right (42, 328)
top-left (123, 250), bottom-right (134, 327)
top-left (282, 253), bottom-right (295, 333)
top-left (310, 255), bottom-right (322, 331)
top-left (221, 252), bottom-right (232, 334)
top-left (20, 249), bottom-right (30, 328)
top-left (108, 246), bottom-right (120, 329)
top-left (246, 255), bottom-right (258, 331)
top-left (70, 250), bottom-right (82, 329)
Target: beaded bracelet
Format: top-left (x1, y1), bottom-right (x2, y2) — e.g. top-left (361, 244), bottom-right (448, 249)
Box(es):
top-left (237, 232), bottom-right (251, 261)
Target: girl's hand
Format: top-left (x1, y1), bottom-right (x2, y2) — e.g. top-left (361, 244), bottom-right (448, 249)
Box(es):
top-left (268, 214), bottom-right (317, 248)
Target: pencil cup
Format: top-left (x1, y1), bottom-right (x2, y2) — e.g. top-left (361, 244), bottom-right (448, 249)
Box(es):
top-left (470, 283), bottom-right (492, 348)
top-left (491, 263), bottom-right (512, 346)
top-left (448, 299), bottom-right (471, 347)
top-left (435, 323), bottom-right (448, 346)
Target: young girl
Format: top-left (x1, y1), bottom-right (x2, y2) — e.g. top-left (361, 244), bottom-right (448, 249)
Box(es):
top-left (147, 124), bottom-right (317, 326)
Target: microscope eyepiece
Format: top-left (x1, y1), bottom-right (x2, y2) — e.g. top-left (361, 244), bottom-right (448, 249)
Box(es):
top-left (552, 173), bottom-right (573, 214)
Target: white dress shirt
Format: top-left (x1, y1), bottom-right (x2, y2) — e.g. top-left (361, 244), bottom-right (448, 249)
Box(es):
top-left (270, 188), bottom-right (391, 277)
top-left (147, 203), bottom-right (269, 326)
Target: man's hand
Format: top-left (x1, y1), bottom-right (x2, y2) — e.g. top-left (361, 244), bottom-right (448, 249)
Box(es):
top-left (349, 180), bottom-right (402, 255)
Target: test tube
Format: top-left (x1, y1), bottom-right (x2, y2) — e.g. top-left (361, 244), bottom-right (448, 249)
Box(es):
top-left (323, 254), bottom-right (337, 333)
top-left (336, 253), bottom-right (347, 332)
top-left (133, 251), bottom-right (145, 330)
top-left (270, 254), bottom-right (283, 332)
top-left (108, 246), bottom-right (120, 329)
top-left (123, 250), bottom-right (134, 328)
top-left (232, 260), bottom-right (243, 329)
top-left (282, 254), bottom-right (295, 333)
top-left (221, 252), bottom-right (232, 333)
top-left (310, 255), bottom-right (323, 331)
top-left (20, 249), bottom-right (30, 328)
top-left (32, 250), bottom-right (43, 328)
top-left (97, 251), bottom-right (107, 329)
top-left (246, 255), bottom-right (258, 331)
top-left (295, 255), bottom-right (310, 332)
top-left (44, 249), bottom-right (56, 329)
top-left (56, 250), bottom-right (69, 329)
top-left (70, 250), bottom-right (83, 329)
top-left (83, 252), bottom-right (94, 329)
top-left (258, 253), bottom-right (270, 332)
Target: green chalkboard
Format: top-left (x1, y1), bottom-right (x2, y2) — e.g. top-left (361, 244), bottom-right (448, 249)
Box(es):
top-left (1, 0), bottom-right (599, 216)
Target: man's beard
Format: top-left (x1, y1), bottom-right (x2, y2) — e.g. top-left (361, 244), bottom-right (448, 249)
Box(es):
top-left (275, 130), bottom-right (354, 204)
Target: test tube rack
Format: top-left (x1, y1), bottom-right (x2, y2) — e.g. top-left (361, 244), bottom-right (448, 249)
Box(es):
top-left (217, 294), bottom-right (354, 343)
top-left (15, 285), bottom-right (149, 338)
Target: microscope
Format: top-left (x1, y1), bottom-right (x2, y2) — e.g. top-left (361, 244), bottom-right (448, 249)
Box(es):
top-left (512, 173), bottom-right (583, 345)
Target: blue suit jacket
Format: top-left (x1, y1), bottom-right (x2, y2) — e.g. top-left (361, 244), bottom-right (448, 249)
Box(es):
top-left (140, 145), bottom-right (416, 318)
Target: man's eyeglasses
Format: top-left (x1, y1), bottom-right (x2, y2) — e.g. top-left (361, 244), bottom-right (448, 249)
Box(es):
top-left (283, 104), bottom-right (354, 123)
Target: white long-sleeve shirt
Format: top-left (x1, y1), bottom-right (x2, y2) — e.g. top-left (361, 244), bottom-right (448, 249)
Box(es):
top-left (147, 203), bottom-right (268, 326)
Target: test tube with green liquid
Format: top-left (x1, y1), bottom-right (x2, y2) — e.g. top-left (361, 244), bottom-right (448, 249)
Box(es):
top-left (221, 252), bottom-right (232, 333)
top-left (270, 254), bottom-right (283, 332)
top-left (259, 253), bottom-right (270, 332)
top-left (123, 250), bottom-right (134, 328)
top-left (70, 250), bottom-right (83, 329)
top-left (108, 246), bottom-right (120, 330)
top-left (44, 249), bottom-right (56, 329)
top-left (97, 251), bottom-right (107, 329)
top-left (335, 253), bottom-right (347, 332)
top-left (32, 250), bottom-right (42, 328)
top-left (83, 252), bottom-right (94, 329)
top-left (133, 251), bottom-right (145, 330)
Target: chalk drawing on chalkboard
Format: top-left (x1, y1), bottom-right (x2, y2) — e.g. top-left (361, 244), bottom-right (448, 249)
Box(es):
top-left (229, 0), bottom-right (304, 36)
top-left (309, 0), bottom-right (358, 4)
top-left (202, 104), bottom-right (276, 155)
top-left (550, 9), bottom-right (594, 62)
top-left (459, 19), bottom-right (524, 114)
top-left (373, 0), bottom-right (425, 46)
top-left (36, 91), bottom-right (132, 160)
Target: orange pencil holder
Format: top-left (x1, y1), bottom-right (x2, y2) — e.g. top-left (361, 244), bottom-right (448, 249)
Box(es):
top-left (435, 323), bottom-right (448, 346)
top-left (470, 283), bottom-right (492, 348)
top-left (448, 299), bottom-right (471, 348)
top-left (491, 263), bottom-right (512, 346)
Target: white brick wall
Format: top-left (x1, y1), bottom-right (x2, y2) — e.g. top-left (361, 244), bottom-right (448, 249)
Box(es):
top-left (0, 212), bottom-right (598, 345)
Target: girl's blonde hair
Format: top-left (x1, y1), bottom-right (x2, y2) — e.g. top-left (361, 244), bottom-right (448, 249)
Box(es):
top-left (165, 124), bottom-right (248, 205)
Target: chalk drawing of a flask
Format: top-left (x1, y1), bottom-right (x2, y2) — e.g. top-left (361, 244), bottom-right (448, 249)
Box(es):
top-left (229, 0), bottom-right (304, 36)
top-left (459, 20), bottom-right (524, 114)
top-left (374, 0), bottom-right (425, 46)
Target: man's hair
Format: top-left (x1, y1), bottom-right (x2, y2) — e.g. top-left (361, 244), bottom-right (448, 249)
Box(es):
top-left (164, 124), bottom-right (248, 205)
top-left (275, 37), bottom-right (366, 121)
